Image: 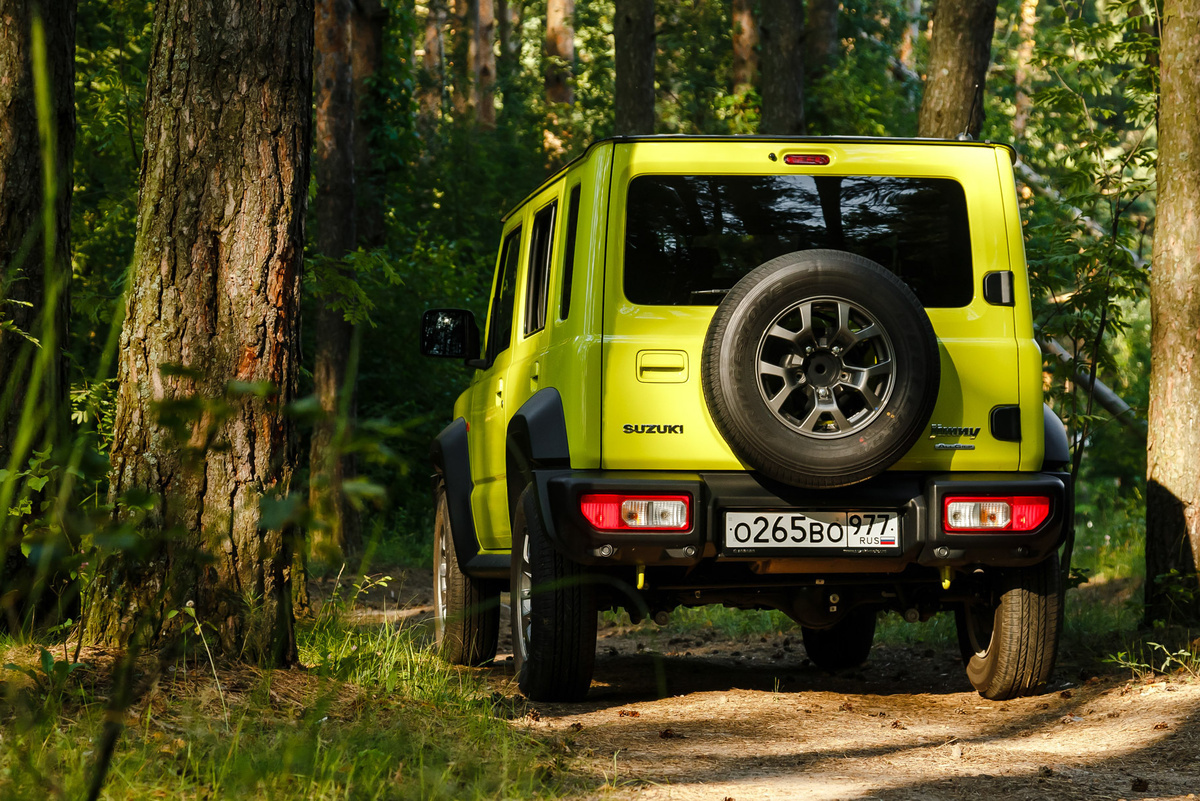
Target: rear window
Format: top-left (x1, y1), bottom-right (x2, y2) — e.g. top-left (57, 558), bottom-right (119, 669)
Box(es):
top-left (623, 174), bottom-right (973, 307)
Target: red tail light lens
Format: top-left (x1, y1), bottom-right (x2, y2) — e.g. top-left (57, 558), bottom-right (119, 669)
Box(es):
top-left (580, 494), bottom-right (691, 531)
top-left (783, 154), bottom-right (831, 165)
top-left (944, 496), bottom-right (1051, 532)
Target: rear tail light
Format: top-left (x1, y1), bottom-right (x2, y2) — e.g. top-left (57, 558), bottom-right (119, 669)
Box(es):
top-left (580, 494), bottom-right (691, 531)
top-left (943, 496), bottom-right (1051, 532)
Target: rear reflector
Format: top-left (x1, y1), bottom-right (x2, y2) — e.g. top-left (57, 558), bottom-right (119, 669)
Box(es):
top-left (580, 494), bottom-right (690, 531)
top-left (783, 154), bottom-right (831, 166)
top-left (944, 496), bottom-right (1051, 532)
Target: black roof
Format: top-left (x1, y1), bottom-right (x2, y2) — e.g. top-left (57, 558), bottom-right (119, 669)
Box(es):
top-left (501, 134), bottom-right (1018, 222)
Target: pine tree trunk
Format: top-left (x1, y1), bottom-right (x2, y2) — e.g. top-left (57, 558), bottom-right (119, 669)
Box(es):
top-left (310, 0), bottom-right (360, 563)
top-left (731, 0), bottom-right (758, 96)
top-left (0, 0), bottom-right (75, 623)
top-left (451, 0), bottom-right (472, 118)
top-left (475, 0), bottom-right (496, 126)
top-left (898, 0), bottom-right (922, 73)
top-left (805, 0), bottom-right (839, 83)
top-left (1145, 0), bottom-right (1200, 624)
top-left (352, 0), bottom-right (387, 249)
top-left (613, 0), bottom-right (655, 135)
top-left (86, 0), bottom-right (311, 666)
top-left (759, 0), bottom-right (805, 135)
top-left (1011, 0), bottom-right (1037, 139)
top-left (420, 0), bottom-right (447, 121)
top-left (545, 0), bottom-right (575, 104)
top-left (916, 0), bottom-right (998, 139)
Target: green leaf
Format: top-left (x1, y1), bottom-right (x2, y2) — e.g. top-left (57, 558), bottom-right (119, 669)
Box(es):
top-left (26, 475), bottom-right (50, 492)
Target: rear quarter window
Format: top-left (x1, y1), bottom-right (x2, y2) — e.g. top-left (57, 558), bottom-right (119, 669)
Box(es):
top-left (623, 174), bottom-right (973, 308)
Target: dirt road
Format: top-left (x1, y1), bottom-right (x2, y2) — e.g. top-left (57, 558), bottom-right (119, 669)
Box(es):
top-left (379, 568), bottom-right (1200, 800)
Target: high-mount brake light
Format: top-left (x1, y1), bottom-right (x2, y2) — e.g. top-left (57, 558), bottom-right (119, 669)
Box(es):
top-left (580, 494), bottom-right (691, 531)
top-left (783, 154), bottom-right (831, 166)
top-left (943, 496), bottom-right (1051, 532)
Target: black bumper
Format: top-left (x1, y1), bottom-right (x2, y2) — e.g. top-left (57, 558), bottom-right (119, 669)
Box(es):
top-left (533, 469), bottom-right (1072, 573)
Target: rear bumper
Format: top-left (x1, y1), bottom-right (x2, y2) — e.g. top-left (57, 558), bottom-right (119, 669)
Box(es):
top-left (533, 469), bottom-right (1071, 574)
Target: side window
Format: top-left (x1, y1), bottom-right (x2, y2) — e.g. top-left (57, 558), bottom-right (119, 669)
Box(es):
top-left (559, 184), bottom-right (582, 321)
top-left (524, 201), bottom-right (557, 336)
top-left (486, 227), bottom-right (522, 363)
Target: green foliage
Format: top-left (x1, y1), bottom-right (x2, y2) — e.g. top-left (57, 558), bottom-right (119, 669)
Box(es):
top-left (808, 0), bottom-right (922, 136)
top-left (71, 0), bottom-right (152, 371)
top-left (1, 629), bottom-right (571, 799)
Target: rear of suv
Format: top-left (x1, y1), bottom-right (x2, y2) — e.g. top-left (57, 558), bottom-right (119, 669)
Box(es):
top-left (421, 136), bottom-right (1073, 702)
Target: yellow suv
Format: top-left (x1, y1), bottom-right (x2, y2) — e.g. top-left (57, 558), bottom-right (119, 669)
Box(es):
top-left (421, 136), bottom-right (1072, 702)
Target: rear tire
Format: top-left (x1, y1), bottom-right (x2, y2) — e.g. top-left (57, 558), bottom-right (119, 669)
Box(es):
top-left (511, 487), bottom-right (597, 701)
top-left (801, 607), bottom-right (877, 671)
top-left (433, 484), bottom-right (499, 666)
top-left (955, 556), bottom-right (1061, 700)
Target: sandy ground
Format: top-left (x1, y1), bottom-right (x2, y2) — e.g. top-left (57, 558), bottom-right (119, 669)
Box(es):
top-left (338, 567), bottom-right (1200, 800)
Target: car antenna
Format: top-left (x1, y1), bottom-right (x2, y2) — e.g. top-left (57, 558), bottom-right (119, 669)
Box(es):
top-left (957, 83), bottom-right (981, 141)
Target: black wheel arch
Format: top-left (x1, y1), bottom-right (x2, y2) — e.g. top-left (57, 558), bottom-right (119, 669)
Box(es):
top-left (506, 388), bottom-right (572, 530)
top-left (1042, 404), bottom-right (1070, 470)
top-left (431, 417), bottom-right (479, 574)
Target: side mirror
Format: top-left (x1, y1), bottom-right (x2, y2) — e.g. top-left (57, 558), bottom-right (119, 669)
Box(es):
top-left (420, 308), bottom-right (481, 362)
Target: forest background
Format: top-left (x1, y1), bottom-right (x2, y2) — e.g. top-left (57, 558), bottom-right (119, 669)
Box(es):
top-left (1, 0), bottom-right (1198, 796)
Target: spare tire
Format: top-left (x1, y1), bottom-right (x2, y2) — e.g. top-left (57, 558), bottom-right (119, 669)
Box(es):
top-left (701, 249), bottom-right (940, 489)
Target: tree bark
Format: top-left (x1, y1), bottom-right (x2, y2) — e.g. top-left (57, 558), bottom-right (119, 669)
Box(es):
top-left (451, 0), bottom-right (472, 118)
top-left (351, 0), bottom-right (387, 249)
top-left (1011, 0), bottom-right (1037, 140)
top-left (86, 0), bottom-right (312, 666)
top-left (731, 0), bottom-right (759, 96)
top-left (805, 0), bottom-right (839, 83)
top-left (916, 0), bottom-right (998, 139)
top-left (1145, 0), bottom-right (1200, 624)
top-left (759, 0), bottom-right (805, 135)
top-left (420, 0), bottom-right (447, 120)
top-left (309, 0), bottom-right (359, 563)
top-left (613, 0), bottom-right (655, 135)
top-left (0, 0), bottom-right (75, 625)
top-left (545, 0), bottom-right (575, 104)
top-left (898, 0), bottom-right (922, 73)
top-left (475, 0), bottom-right (496, 126)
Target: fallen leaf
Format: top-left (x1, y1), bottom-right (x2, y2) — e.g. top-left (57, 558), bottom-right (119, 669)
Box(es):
top-left (1153, 722), bottom-right (1170, 730)
top-left (1059, 690), bottom-right (1073, 699)
top-left (839, 701), bottom-right (854, 712)
top-left (891, 720), bottom-right (907, 730)
top-left (570, 722), bottom-right (583, 731)
top-left (618, 709), bottom-right (640, 718)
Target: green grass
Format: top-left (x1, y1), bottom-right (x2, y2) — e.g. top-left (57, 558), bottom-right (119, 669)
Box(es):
top-left (1, 613), bottom-right (574, 800)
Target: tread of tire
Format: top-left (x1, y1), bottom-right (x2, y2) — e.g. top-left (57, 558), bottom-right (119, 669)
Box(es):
top-left (515, 488), bottom-right (597, 701)
top-left (436, 489), bottom-right (499, 666)
top-left (968, 556), bottom-right (1060, 700)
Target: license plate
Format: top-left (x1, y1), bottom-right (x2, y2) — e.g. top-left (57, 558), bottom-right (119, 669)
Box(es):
top-left (724, 510), bottom-right (900, 552)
